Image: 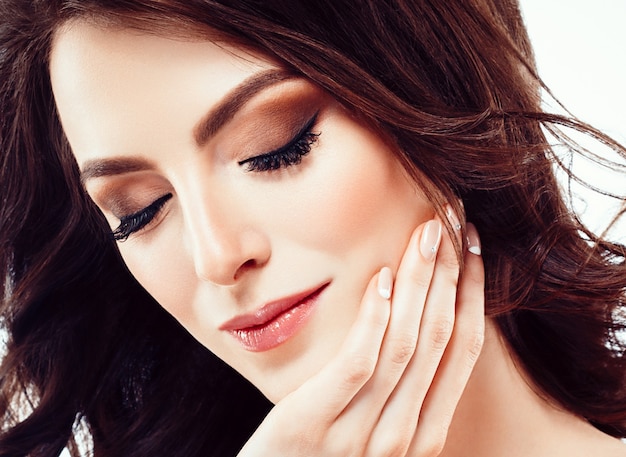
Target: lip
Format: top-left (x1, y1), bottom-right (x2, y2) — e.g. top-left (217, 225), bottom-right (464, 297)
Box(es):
top-left (220, 282), bottom-right (330, 352)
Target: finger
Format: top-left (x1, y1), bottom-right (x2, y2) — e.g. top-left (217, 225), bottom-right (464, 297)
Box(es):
top-left (407, 222), bottom-right (485, 456)
top-left (336, 220), bottom-right (441, 437)
top-left (277, 268), bottom-right (392, 426)
top-left (364, 218), bottom-right (460, 457)
top-left (250, 270), bottom-right (392, 454)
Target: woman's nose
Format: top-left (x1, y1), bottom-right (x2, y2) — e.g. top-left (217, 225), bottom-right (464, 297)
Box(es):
top-left (183, 195), bottom-right (271, 286)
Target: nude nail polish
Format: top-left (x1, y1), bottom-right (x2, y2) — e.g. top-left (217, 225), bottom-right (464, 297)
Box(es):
top-left (466, 222), bottom-right (481, 255)
top-left (446, 204), bottom-right (462, 231)
top-left (420, 220), bottom-right (442, 261)
top-left (377, 266), bottom-right (393, 299)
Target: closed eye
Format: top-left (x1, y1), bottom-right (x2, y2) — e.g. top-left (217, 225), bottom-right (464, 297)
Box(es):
top-left (238, 113), bottom-right (320, 172)
top-left (112, 193), bottom-right (173, 241)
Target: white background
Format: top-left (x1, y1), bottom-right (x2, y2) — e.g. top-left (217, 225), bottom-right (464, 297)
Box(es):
top-left (519, 1), bottom-right (626, 242)
top-left (521, 1), bottom-right (626, 145)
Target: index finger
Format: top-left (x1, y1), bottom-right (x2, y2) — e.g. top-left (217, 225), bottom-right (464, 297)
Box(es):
top-left (277, 268), bottom-right (392, 423)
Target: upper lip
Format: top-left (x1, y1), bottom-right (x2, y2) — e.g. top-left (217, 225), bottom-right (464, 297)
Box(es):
top-left (219, 282), bottom-right (330, 331)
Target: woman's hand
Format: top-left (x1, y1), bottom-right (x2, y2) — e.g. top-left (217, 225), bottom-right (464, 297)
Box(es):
top-left (237, 216), bottom-right (485, 457)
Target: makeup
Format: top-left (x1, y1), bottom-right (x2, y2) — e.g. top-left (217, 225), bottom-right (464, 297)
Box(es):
top-left (53, 24), bottom-right (434, 400)
top-left (420, 219), bottom-right (443, 261)
top-left (466, 222), bottom-right (482, 255)
top-left (220, 282), bottom-right (330, 352)
top-left (237, 112), bottom-right (320, 173)
top-left (112, 193), bottom-right (173, 241)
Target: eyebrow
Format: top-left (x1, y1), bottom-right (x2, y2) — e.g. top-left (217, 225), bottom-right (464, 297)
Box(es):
top-left (194, 68), bottom-right (295, 146)
top-left (80, 68), bottom-right (296, 181)
top-left (81, 157), bottom-right (154, 182)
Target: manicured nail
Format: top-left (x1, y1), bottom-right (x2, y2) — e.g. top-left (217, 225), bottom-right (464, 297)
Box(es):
top-left (445, 204), bottom-right (462, 231)
top-left (377, 267), bottom-right (393, 300)
top-left (466, 222), bottom-right (481, 255)
top-left (420, 219), bottom-right (442, 261)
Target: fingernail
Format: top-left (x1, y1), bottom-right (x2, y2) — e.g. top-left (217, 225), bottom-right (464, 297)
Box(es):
top-left (466, 222), bottom-right (481, 255)
top-left (420, 219), bottom-right (442, 261)
top-left (445, 204), bottom-right (462, 231)
top-left (377, 266), bottom-right (393, 299)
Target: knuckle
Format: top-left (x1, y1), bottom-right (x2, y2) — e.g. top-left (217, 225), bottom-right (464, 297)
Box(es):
top-left (455, 321), bottom-right (485, 367)
top-left (438, 250), bottom-right (460, 275)
top-left (442, 272), bottom-right (459, 291)
top-left (388, 334), bottom-right (418, 367)
top-left (464, 267), bottom-right (484, 287)
top-left (342, 355), bottom-right (376, 388)
top-left (369, 305), bottom-right (392, 330)
top-left (465, 328), bottom-right (485, 364)
top-left (408, 268), bottom-right (433, 290)
top-left (428, 317), bottom-right (454, 352)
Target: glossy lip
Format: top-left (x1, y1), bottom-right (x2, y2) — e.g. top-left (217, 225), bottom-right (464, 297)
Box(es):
top-left (219, 282), bottom-right (330, 352)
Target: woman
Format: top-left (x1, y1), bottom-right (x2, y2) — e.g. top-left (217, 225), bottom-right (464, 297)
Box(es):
top-left (1, 1), bottom-right (625, 456)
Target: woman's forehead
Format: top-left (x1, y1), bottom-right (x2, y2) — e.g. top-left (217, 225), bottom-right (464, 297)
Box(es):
top-left (49, 21), bottom-right (276, 164)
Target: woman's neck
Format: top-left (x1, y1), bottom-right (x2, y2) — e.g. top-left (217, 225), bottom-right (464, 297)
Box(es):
top-left (441, 319), bottom-right (626, 457)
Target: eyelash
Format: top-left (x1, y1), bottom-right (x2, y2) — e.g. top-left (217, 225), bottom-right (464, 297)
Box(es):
top-left (238, 113), bottom-right (320, 172)
top-left (112, 193), bottom-right (173, 242)
top-left (111, 114), bottom-right (319, 241)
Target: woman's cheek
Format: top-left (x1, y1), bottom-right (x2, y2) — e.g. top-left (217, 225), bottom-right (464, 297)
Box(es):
top-left (258, 118), bottom-right (432, 264)
top-left (118, 227), bottom-right (199, 323)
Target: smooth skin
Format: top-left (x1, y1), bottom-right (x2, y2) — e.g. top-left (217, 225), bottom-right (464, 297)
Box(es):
top-left (238, 220), bottom-right (485, 456)
top-left (50, 22), bottom-right (439, 402)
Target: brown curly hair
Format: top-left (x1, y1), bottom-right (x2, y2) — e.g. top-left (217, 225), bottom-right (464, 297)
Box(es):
top-left (1, 0), bottom-right (625, 455)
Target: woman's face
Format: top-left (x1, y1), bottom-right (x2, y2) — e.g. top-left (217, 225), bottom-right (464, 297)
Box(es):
top-left (50, 22), bottom-right (434, 402)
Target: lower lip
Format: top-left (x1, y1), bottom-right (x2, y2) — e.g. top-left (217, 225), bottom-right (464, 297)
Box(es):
top-left (227, 286), bottom-right (326, 352)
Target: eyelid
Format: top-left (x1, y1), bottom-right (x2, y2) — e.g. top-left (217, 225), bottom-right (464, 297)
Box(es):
top-left (112, 193), bottom-right (173, 241)
top-left (237, 111), bottom-right (319, 168)
top-left (85, 173), bottom-right (171, 217)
